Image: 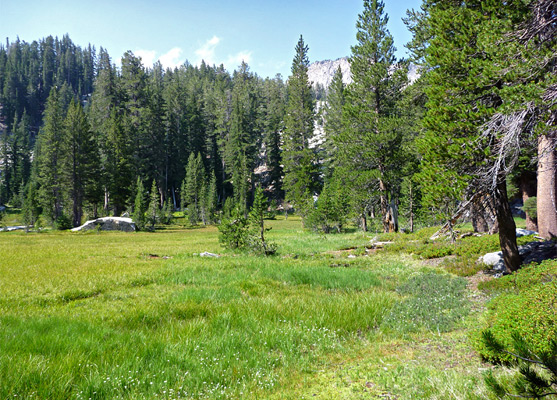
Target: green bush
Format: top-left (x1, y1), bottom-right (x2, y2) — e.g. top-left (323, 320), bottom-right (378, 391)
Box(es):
top-left (475, 281), bottom-right (557, 363)
top-left (54, 214), bottom-right (73, 230)
top-left (218, 207), bottom-right (250, 250)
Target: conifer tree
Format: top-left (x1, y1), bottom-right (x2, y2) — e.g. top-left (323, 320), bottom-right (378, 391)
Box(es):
top-left (414, 0), bottom-right (534, 270)
top-left (283, 35), bottom-right (318, 219)
top-left (36, 87), bottom-right (66, 223)
top-left (323, 67), bottom-right (345, 180)
top-left (184, 152), bottom-right (204, 224)
top-left (147, 179), bottom-right (159, 230)
top-left (132, 177), bottom-right (147, 230)
top-left (261, 75), bottom-right (286, 197)
top-left (339, 0), bottom-right (407, 233)
top-left (63, 100), bottom-right (99, 227)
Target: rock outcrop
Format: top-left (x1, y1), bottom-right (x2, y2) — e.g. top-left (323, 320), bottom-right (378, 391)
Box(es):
top-left (71, 217), bottom-right (136, 232)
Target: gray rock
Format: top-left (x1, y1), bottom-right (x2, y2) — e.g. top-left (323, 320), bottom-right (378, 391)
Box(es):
top-left (199, 252), bottom-right (219, 258)
top-left (0, 225), bottom-right (27, 232)
top-left (71, 217), bottom-right (136, 232)
top-left (520, 241), bottom-right (557, 265)
top-left (516, 228), bottom-right (538, 237)
top-left (482, 251), bottom-right (503, 266)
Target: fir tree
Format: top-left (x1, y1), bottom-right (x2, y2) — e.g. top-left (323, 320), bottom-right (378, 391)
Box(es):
top-left (132, 178), bottom-right (147, 231)
top-left (339, 0), bottom-right (407, 233)
top-left (184, 152), bottom-right (204, 225)
top-left (322, 67), bottom-right (345, 180)
top-left (63, 100), bottom-right (99, 227)
top-left (248, 186), bottom-right (276, 255)
top-left (36, 87), bottom-right (66, 223)
top-left (283, 35), bottom-right (318, 220)
top-left (147, 179), bottom-right (159, 230)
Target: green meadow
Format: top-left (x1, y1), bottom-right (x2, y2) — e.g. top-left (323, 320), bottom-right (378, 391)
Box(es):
top-left (1, 217), bottom-right (500, 399)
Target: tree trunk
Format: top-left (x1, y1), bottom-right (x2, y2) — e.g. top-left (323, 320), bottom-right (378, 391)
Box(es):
top-left (537, 133), bottom-right (557, 238)
top-left (388, 198), bottom-right (398, 233)
top-left (471, 200), bottom-right (489, 233)
top-left (361, 214), bottom-right (367, 232)
top-left (409, 183), bottom-right (414, 233)
top-left (494, 178), bottom-right (521, 273)
top-left (519, 172), bottom-right (537, 231)
top-left (379, 178), bottom-right (390, 233)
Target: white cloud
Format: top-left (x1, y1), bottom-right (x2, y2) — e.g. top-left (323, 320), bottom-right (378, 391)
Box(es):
top-left (134, 49), bottom-right (157, 67)
top-left (159, 47), bottom-right (185, 69)
top-left (195, 36), bottom-right (221, 65)
top-left (134, 48), bottom-right (185, 70)
top-left (226, 51), bottom-right (253, 69)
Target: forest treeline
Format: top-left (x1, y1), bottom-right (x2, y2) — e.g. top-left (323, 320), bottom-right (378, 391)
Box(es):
top-left (0, 0), bottom-right (555, 272)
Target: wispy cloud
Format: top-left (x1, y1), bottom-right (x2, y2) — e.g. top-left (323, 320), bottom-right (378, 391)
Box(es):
top-left (159, 47), bottom-right (185, 69)
top-left (195, 36), bottom-right (221, 65)
top-left (134, 49), bottom-right (157, 67)
top-left (226, 51), bottom-right (253, 69)
top-left (134, 48), bottom-right (186, 70)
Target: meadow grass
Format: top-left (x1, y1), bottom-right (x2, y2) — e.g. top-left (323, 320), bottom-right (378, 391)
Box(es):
top-left (0, 217), bottom-right (487, 399)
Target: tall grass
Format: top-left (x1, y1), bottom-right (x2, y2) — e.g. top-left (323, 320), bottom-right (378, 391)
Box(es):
top-left (0, 219), bottom-right (477, 399)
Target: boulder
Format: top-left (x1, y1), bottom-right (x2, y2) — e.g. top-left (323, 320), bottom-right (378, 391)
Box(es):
top-left (0, 225), bottom-right (27, 232)
top-left (199, 252), bottom-right (219, 258)
top-left (71, 217), bottom-right (136, 232)
top-left (519, 241), bottom-right (557, 265)
top-left (516, 228), bottom-right (538, 237)
top-left (482, 251), bottom-right (503, 266)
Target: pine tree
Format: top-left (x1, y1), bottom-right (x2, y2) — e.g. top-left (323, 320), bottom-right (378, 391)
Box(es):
top-left (414, 0), bottom-right (534, 270)
top-left (339, 0), bottom-right (407, 233)
top-left (201, 171), bottom-right (218, 224)
top-left (283, 35), bottom-right (318, 219)
top-left (36, 87), bottom-right (66, 223)
top-left (132, 177), bottom-right (147, 231)
top-left (248, 186), bottom-right (276, 255)
top-left (261, 75), bottom-right (286, 198)
top-left (63, 100), bottom-right (99, 227)
top-left (147, 179), bottom-right (159, 230)
top-left (184, 152), bottom-right (204, 225)
top-left (322, 67), bottom-right (345, 180)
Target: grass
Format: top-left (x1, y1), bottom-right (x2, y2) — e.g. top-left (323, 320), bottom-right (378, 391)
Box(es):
top-left (0, 215), bottom-right (492, 399)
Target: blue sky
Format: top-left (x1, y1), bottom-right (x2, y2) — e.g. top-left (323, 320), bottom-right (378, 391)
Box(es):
top-left (1, 0), bottom-right (422, 78)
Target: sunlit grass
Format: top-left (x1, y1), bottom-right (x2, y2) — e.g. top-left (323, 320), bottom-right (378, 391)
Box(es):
top-left (0, 218), bottom-right (484, 399)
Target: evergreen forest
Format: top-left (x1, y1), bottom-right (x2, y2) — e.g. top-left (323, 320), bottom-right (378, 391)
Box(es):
top-left (1, 0), bottom-right (557, 399)
top-left (1, 1), bottom-right (555, 274)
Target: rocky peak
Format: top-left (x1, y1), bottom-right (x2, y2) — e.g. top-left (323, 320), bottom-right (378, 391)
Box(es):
top-left (307, 57), bottom-right (420, 92)
top-left (307, 57), bottom-right (352, 90)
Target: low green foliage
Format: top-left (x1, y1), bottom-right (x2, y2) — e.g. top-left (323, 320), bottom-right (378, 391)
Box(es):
top-left (475, 260), bottom-right (557, 365)
top-left (382, 272), bottom-right (470, 334)
top-left (219, 190), bottom-right (277, 255)
top-left (0, 218), bottom-right (491, 399)
top-left (483, 331), bottom-right (557, 399)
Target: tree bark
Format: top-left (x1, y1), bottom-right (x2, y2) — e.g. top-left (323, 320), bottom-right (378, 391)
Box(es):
top-left (379, 178), bottom-right (390, 233)
top-left (519, 172), bottom-right (537, 231)
top-left (494, 178), bottom-right (521, 273)
top-left (537, 133), bottom-right (557, 239)
top-left (471, 200), bottom-right (489, 233)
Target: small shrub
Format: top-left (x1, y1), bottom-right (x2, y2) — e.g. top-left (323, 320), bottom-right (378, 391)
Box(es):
top-left (382, 272), bottom-right (469, 333)
top-left (54, 214), bottom-right (73, 230)
top-left (218, 207), bottom-right (250, 250)
top-left (475, 280), bottom-right (557, 363)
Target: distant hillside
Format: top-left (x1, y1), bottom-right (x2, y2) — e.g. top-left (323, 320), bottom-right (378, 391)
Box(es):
top-left (308, 57), bottom-right (420, 92)
top-left (307, 57), bottom-right (352, 90)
